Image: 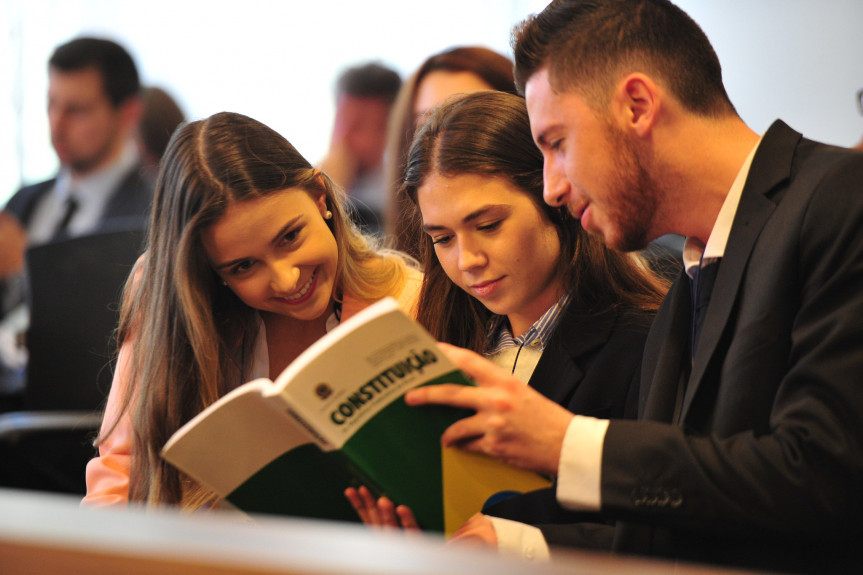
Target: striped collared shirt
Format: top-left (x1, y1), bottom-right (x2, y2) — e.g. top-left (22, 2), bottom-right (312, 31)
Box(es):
top-left (485, 293), bottom-right (571, 356)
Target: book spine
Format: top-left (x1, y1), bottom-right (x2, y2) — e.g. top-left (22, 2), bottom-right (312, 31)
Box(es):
top-left (285, 407), bottom-right (331, 449)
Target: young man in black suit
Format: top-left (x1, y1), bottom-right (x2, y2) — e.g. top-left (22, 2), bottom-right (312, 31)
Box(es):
top-left (404, 1), bottom-right (863, 572)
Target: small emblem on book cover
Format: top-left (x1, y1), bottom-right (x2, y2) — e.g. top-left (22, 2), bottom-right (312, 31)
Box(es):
top-left (316, 383), bottom-right (333, 400)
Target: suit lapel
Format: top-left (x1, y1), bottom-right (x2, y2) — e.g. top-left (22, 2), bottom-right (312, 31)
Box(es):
top-left (641, 272), bottom-right (692, 421)
top-left (528, 307), bottom-right (615, 405)
top-left (103, 163), bottom-right (148, 218)
top-left (11, 180), bottom-right (55, 228)
top-left (680, 121), bottom-right (802, 421)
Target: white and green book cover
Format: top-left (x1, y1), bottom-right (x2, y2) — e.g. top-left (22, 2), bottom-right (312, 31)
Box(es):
top-left (161, 297), bottom-right (551, 535)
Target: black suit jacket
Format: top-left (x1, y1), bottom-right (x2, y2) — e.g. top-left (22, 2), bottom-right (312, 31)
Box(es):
top-left (483, 302), bottom-right (653, 525)
top-left (529, 304), bottom-right (651, 420)
top-left (544, 121), bottom-right (863, 574)
top-left (5, 163), bottom-right (153, 231)
top-left (0, 163), bottom-right (152, 401)
top-left (1, 164), bottom-right (152, 320)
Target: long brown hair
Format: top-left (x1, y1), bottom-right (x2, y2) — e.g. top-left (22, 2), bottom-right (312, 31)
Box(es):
top-left (105, 112), bottom-right (410, 507)
top-left (384, 46), bottom-right (517, 260)
top-left (401, 91), bottom-right (667, 352)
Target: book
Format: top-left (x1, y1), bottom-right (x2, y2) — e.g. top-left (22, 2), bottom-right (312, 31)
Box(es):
top-left (161, 297), bottom-right (551, 535)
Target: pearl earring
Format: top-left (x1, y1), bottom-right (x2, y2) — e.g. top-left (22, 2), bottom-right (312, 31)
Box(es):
top-left (325, 210), bottom-right (333, 220)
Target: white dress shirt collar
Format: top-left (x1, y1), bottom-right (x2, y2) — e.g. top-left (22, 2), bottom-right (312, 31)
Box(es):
top-left (28, 139), bottom-right (140, 244)
top-left (682, 138), bottom-right (762, 278)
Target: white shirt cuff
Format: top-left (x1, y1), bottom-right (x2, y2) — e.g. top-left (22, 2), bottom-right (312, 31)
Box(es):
top-left (556, 415), bottom-right (609, 511)
top-left (487, 515), bottom-right (551, 561)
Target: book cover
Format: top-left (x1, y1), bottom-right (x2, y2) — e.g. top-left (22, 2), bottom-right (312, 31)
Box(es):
top-left (161, 297), bottom-right (551, 534)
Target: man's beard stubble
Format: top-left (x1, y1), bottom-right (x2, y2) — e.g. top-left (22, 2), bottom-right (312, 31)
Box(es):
top-left (602, 124), bottom-right (663, 253)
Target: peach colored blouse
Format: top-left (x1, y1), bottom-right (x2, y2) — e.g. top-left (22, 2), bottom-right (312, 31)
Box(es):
top-left (82, 267), bottom-right (421, 507)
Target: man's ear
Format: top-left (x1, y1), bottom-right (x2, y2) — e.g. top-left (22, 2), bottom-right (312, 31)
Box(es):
top-left (118, 96), bottom-right (143, 133)
top-left (611, 73), bottom-right (658, 138)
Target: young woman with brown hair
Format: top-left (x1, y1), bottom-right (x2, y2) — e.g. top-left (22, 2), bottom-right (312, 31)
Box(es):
top-left (348, 91), bottom-right (668, 531)
top-left (83, 111), bottom-right (421, 509)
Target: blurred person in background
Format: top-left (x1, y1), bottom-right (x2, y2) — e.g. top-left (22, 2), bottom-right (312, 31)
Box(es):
top-left (136, 85), bottom-right (186, 181)
top-left (0, 36), bottom-right (153, 409)
top-left (319, 62), bottom-right (402, 237)
top-left (852, 88), bottom-right (863, 150)
top-left (384, 46), bottom-right (517, 259)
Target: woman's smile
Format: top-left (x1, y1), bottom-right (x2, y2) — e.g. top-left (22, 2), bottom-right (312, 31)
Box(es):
top-left (275, 268), bottom-right (318, 305)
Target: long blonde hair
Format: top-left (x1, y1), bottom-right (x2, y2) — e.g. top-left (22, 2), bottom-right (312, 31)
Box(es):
top-left (103, 112), bottom-right (411, 508)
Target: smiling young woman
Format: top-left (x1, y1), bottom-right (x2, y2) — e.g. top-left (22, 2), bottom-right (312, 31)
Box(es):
top-left (82, 112), bottom-right (421, 510)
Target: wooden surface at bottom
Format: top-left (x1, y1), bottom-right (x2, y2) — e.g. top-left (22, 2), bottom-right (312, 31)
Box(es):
top-left (0, 488), bottom-right (768, 575)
